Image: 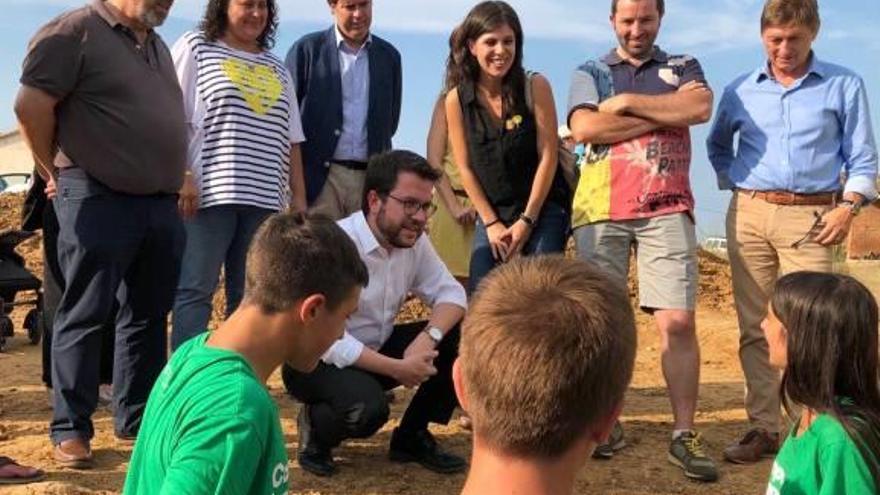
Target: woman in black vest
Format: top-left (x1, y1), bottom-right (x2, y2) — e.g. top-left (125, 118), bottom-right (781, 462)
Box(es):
top-left (445, 1), bottom-right (569, 292)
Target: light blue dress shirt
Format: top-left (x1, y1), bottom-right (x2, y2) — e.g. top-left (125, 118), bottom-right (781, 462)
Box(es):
top-left (333, 26), bottom-right (371, 162)
top-left (707, 55), bottom-right (878, 200)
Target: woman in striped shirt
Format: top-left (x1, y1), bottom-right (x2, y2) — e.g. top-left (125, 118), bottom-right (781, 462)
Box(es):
top-left (170, 0), bottom-right (306, 350)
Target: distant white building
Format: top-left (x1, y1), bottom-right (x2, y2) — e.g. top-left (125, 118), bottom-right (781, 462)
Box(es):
top-left (702, 236), bottom-right (728, 261)
top-left (0, 129), bottom-right (33, 175)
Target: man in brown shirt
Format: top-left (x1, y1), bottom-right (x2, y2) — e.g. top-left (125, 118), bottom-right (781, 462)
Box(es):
top-left (14, 0), bottom-right (185, 468)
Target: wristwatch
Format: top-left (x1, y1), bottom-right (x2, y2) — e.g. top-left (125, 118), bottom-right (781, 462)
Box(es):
top-left (424, 326), bottom-right (444, 345)
top-left (838, 200), bottom-right (862, 216)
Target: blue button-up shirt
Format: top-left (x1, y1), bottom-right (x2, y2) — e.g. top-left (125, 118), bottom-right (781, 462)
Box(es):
top-left (707, 55), bottom-right (878, 200)
top-left (333, 26), bottom-right (371, 162)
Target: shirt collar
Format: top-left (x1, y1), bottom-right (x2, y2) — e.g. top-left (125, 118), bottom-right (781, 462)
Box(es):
top-left (93, 0), bottom-right (122, 27)
top-left (602, 46), bottom-right (668, 66)
top-left (349, 212), bottom-right (383, 256)
top-left (755, 51), bottom-right (825, 83)
top-left (334, 24), bottom-right (372, 52)
top-left (93, 0), bottom-right (156, 42)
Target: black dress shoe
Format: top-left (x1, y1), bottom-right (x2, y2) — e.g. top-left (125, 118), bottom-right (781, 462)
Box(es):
top-left (298, 445), bottom-right (336, 477)
top-left (297, 405), bottom-right (336, 477)
top-left (388, 427), bottom-right (467, 474)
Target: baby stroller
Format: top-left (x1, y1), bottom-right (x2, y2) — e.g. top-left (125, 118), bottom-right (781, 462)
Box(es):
top-left (0, 229), bottom-right (42, 351)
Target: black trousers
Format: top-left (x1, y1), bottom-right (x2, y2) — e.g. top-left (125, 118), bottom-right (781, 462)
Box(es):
top-left (41, 201), bottom-right (115, 388)
top-left (282, 321), bottom-right (460, 449)
top-left (50, 169), bottom-right (184, 444)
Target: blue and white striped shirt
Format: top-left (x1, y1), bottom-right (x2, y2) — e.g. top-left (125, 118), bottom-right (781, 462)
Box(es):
top-left (172, 31), bottom-right (306, 211)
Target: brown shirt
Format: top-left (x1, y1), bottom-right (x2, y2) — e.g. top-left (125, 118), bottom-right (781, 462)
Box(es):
top-left (20, 0), bottom-right (186, 195)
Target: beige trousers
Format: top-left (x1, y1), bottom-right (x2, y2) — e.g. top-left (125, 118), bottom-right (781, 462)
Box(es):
top-left (726, 191), bottom-right (832, 432)
top-left (309, 164), bottom-right (367, 221)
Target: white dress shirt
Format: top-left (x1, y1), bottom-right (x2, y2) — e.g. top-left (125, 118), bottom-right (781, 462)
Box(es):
top-left (322, 212), bottom-right (468, 368)
top-left (332, 26), bottom-right (370, 162)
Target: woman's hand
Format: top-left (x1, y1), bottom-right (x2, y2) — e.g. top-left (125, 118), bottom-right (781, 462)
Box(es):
top-left (486, 222), bottom-right (510, 261)
top-left (178, 173), bottom-right (199, 219)
top-left (452, 203), bottom-right (478, 226)
top-left (503, 219), bottom-right (533, 258)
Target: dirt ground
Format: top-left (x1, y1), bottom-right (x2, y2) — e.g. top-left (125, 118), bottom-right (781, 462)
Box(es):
top-left (0, 193), bottom-right (774, 494)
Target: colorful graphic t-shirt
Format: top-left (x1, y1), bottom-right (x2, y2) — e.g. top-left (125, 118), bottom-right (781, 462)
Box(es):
top-left (766, 413), bottom-right (876, 495)
top-left (123, 333), bottom-right (289, 495)
top-left (567, 48), bottom-right (706, 228)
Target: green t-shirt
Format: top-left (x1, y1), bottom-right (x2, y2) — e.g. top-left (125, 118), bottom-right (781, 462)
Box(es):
top-left (123, 333), bottom-right (289, 495)
top-left (767, 413), bottom-right (876, 495)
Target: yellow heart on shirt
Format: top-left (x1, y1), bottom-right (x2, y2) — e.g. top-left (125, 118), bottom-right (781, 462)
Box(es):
top-left (221, 59), bottom-right (283, 115)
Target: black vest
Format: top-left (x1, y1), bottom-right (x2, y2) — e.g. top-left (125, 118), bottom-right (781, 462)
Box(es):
top-left (458, 79), bottom-right (567, 225)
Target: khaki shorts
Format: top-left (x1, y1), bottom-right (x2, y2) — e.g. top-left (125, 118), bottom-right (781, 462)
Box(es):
top-left (573, 212), bottom-right (697, 311)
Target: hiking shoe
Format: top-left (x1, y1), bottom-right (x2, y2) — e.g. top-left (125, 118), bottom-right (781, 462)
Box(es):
top-left (668, 431), bottom-right (718, 482)
top-left (592, 420), bottom-right (626, 459)
top-left (723, 428), bottom-right (779, 464)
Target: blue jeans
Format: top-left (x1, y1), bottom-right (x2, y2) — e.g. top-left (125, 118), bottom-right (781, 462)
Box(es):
top-left (171, 204), bottom-right (272, 349)
top-left (469, 202), bottom-right (570, 293)
top-left (51, 168), bottom-right (184, 443)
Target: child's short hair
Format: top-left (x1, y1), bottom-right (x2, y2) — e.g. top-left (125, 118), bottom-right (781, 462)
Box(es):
top-left (244, 212), bottom-right (368, 313)
top-left (460, 256), bottom-right (637, 458)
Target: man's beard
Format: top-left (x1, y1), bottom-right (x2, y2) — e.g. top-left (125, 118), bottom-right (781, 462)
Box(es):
top-left (140, 6), bottom-right (168, 28)
top-left (376, 206), bottom-right (423, 249)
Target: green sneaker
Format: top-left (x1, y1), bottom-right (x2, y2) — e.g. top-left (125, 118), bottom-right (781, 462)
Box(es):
top-left (668, 431), bottom-right (719, 482)
top-left (592, 420), bottom-right (626, 459)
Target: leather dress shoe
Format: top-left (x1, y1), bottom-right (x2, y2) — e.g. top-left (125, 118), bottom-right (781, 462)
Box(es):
top-left (296, 405), bottom-right (336, 477)
top-left (297, 444), bottom-right (336, 477)
top-left (723, 428), bottom-right (779, 464)
top-left (388, 427), bottom-right (467, 474)
top-left (53, 437), bottom-right (94, 469)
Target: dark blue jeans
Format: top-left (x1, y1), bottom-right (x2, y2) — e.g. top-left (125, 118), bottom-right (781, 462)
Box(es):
top-left (469, 201), bottom-right (569, 293)
top-left (50, 168), bottom-right (184, 444)
top-left (171, 204), bottom-right (272, 350)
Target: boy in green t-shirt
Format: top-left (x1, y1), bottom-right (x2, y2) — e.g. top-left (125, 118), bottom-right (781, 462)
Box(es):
top-left (124, 213), bottom-right (368, 494)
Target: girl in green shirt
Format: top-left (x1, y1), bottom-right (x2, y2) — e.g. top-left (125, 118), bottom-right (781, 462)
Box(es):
top-left (763, 272), bottom-right (880, 495)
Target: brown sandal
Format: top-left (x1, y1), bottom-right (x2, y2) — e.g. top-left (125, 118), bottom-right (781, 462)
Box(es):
top-left (0, 456), bottom-right (46, 485)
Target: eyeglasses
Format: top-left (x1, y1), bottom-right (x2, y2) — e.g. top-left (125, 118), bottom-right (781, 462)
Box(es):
top-left (387, 194), bottom-right (437, 217)
top-left (790, 211), bottom-right (824, 249)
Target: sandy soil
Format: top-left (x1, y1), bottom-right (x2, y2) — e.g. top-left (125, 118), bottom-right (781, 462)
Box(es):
top-left (0, 193), bottom-right (773, 494)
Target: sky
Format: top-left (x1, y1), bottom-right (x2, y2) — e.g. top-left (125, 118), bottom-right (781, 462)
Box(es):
top-left (1, 0), bottom-right (878, 237)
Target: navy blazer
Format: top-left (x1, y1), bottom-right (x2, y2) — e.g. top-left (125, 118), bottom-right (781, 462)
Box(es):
top-left (285, 27), bottom-right (402, 204)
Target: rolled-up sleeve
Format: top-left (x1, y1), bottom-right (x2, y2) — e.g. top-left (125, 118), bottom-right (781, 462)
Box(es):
top-left (707, 87), bottom-right (737, 190)
top-left (410, 237), bottom-right (467, 311)
top-left (321, 331), bottom-right (365, 368)
top-left (566, 69), bottom-right (600, 127)
top-left (840, 76), bottom-right (878, 201)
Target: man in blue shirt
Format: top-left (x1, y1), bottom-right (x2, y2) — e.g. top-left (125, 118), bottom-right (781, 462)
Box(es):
top-left (707, 0), bottom-right (878, 464)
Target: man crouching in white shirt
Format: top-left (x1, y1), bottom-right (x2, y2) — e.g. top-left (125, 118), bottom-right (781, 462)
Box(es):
top-left (283, 149), bottom-right (468, 477)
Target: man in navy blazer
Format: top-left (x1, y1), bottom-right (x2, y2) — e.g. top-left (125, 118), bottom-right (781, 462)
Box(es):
top-left (286, 0), bottom-right (402, 220)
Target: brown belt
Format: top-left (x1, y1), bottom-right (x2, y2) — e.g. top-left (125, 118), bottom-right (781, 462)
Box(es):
top-left (737, 189), bottom-right (836, 206)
